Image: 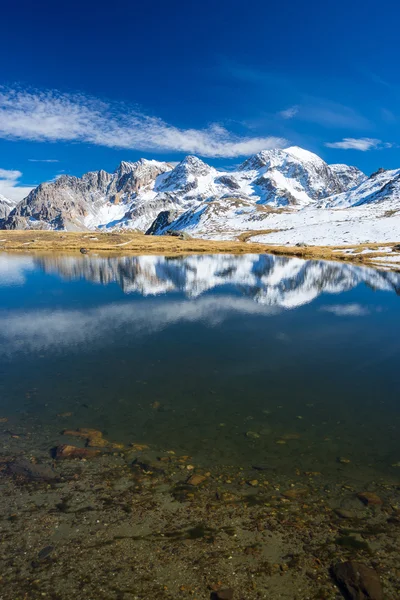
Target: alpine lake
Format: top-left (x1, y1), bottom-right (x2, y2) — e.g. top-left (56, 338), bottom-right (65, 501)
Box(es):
top-left (0, 252), bottom-right (399, 600)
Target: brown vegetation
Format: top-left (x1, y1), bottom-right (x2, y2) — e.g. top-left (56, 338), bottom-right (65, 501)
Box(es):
top-left (0, 230), bottom-right (399, 270)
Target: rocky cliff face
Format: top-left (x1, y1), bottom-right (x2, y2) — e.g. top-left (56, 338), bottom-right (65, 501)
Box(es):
top-left (3, 159), bottom-right (172, 231)
top-left (2, 147), bottom-right (377, 235)
top-left (329, 164), bottom-right (367, 191)
top-left (0, 194), bottom-right (17, 220)
top-left (324, 168), bottom-right (400, 208)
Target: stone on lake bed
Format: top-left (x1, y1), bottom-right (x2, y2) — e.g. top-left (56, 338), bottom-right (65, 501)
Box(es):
top-left (335, 509), bottom-right (357, 519)
top-left (211, 589), bottom-right (234, 600)
top-left (282, 488), bottom-right (308, 500)
top-left (8, 459), bottom-right (58, 482)
top-left (187, 474), bottom-right (207, 486)
top-left (246, 431), bottom-right (260, 439)
top-left (38, 545), bottom-right (54, 560)
top-left (55, 444), bottom-right (100, 459)
top-left (357, 492), bottom-right (383, 506)
top-left (280, 433), bottom-right (301, 440)
top-left (331, 560), bottom-right (383, 600)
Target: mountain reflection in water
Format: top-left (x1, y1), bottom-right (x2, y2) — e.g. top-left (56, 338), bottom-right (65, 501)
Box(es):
top-left (34, 253), bottom-right (400, 307)
top-left (0, 251), bottom-right (400, 483)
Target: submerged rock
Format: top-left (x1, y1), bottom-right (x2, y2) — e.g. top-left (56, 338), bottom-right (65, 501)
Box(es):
top-left (55, 444), bottom-right (100, 459)
top-left (187, 474), bottom-right (207, 486)
top-left (335, 509), bottom-right (357, 519)
top-left (357, 492), bottom-right (383, 506)
top-left (331, 561), bottom-right (383, 599)
top-left (210, 589), bottom-right (234, 600)
top-left (282, 488), bottom-right (308, 500)
top-left (8, 459), bottom-right (58, 482)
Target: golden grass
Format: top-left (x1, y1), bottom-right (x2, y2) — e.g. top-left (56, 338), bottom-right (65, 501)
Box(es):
top-left (0, 230), bottom-right (270, 255)
top-left (0, 230), bottom-right (399, 270)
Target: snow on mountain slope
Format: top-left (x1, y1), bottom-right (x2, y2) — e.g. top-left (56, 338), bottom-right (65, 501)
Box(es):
top-left (235, 146), bottom-right (347, 207)
top-left (3, 147), bottom-right (398, 247)
top-left (160, 194), bottom-right (400, 247)
top-left (3, 159), bottom-right (173, 231)
top-left (0, 194), bottom-right (17, 219)
top-left (2, 147), bottom-right (363, 232)
top-left (329, 164), bottom-right (367, 191)
top-left (323, 168), bottom-right (400, 208)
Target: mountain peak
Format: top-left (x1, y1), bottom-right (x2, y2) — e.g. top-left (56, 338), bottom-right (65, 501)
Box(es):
top-left (284, 146), bottom-right (324, 164)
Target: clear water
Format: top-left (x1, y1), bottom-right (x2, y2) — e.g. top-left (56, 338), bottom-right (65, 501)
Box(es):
top-left (1, 252), bottom-right (400, 483)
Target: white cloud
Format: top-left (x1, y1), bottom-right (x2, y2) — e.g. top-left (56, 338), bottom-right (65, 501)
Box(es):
top-left (325, 138), bottom-right (383, 151)
top-left (278, 106), bottom-right (299, 119)
top-left (28, 158), bottom-right (59, 163)
top-left (0, 295), bottom-right (279, 355)
top-left (320, 303), bottom-right (370, 316)
top-left (0, 87), bottom-right (287, 158)
top-left (0, 167), bottom-right (33, 201)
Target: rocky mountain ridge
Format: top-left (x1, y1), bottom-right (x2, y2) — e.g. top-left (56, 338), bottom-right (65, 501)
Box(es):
top-left (2, 147), bottom-right (364, 231)
top-left (0, 194), bottom-right (17, 219)
top-left (2, 146), bottom-right (399, 246)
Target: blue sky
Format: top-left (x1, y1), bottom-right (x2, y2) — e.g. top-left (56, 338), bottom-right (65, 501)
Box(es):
top-left (1, 0), bottom-right (400, 199)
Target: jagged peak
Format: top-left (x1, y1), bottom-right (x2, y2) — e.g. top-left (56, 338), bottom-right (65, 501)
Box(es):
top-left (173, 155), bottom-right (212, 173)
top-left (330, 163), bottom-right (364, 173)
top-left (114, 161), bottom-right (139, 175)
top-left (114, 158), bottom-right (172, 178)
top-left (239, 146), bottom-right (327, 171)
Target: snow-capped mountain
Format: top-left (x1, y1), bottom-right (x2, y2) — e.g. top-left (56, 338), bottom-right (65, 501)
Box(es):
top-left (35, 253), bottom-right (400, 308)
top-left (0, 194), bottom-right (17, 219)
top-left (2, 146), bottom-right (399, 246)
top-left (2, 146), bottom-right (364, 232)
top-left (324, 167), bottom-right (400, 208)
top-left (3, 159), bottom-right (173, 231)
top-left (329, 164), bottom-right (367, 191)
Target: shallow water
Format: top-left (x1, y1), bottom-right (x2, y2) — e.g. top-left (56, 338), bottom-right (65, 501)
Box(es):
top-left (1, 252), bottom-right (400, 482)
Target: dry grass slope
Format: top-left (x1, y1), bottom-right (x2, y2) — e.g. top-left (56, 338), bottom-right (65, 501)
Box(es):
top-left (0, 230), bottom-right (399, 270)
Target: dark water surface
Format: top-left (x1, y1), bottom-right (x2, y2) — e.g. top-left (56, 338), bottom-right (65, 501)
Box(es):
top-left (1, 252), bottom-right (400, 483)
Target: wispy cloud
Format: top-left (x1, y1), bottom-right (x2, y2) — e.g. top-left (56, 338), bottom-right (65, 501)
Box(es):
top-left (0, 296), bottom-right (279, 355)
top-left (218, 60), bottom-right (371, 130)
top-left (320, 303), bottom-right (370, 316)
top-left (278, 106), bottom-right (299, 119)
top-left (299, 100), bottom-right (370, 129)
top-left (0, 87), bottom-right (287, 158)
top-left (324, 137), bottom-right (389, 151)
top-left (28, 158), bottom-right (60, 163)
top-left (381, 108), bottom-right (397, 124)
top-left (0, 167), bottom-right (33, 201)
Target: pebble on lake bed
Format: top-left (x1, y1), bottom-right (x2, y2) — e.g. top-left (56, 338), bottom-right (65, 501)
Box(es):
top-left (282, 488), bottom-right (308, 500)
top-left (187, 474), bottom-right (207, 486)
top-left (357, 491), bottom-right (383, 506)
top-left (246, 431), bottom-right (260, 439)
top-left (55, 445), bottom-right (100, 459)
top-left (211, 589), bottom-right (234, 600)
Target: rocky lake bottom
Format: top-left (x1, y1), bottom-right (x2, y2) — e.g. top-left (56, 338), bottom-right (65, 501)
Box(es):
top-left (0, 252), bottom-right (400, 599)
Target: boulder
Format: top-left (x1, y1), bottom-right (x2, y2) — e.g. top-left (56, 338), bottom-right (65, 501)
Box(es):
top-left (331, 561), bottom-right (383, 600)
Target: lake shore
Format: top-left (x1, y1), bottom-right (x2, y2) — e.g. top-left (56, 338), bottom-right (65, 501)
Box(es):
top-left (1, 230), bottom-right (400, 270)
